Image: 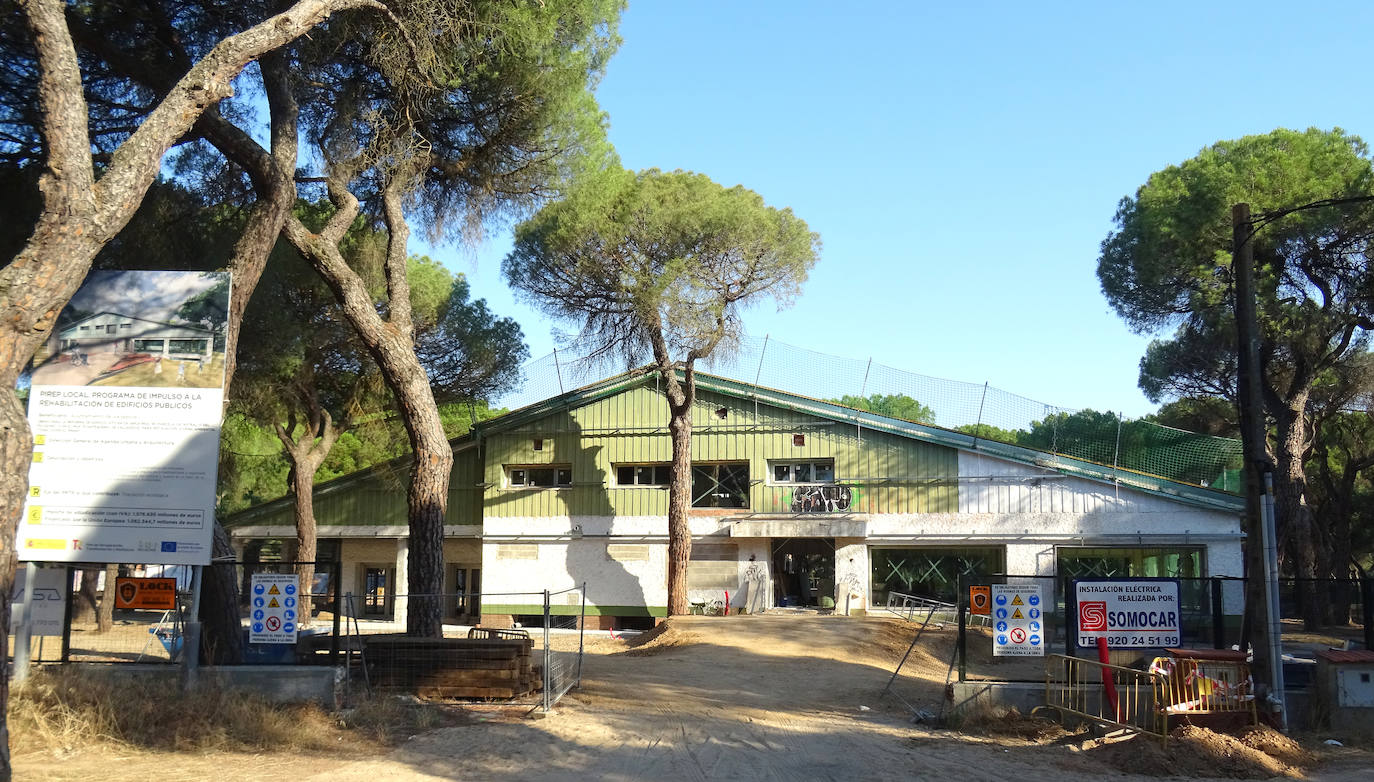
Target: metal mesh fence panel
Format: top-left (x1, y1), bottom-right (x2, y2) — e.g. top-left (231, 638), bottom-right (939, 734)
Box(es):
top-left (496, 336), bottom-right (1244, 491)
top-left (337, 587), bottom-right (586, 711)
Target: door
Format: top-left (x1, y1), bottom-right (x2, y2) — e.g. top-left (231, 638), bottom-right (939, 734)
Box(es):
top-left (771, 538), bottom-right (836, 608)
top-left (448, 565), bottom-right (481, 620)
top-left (362, 566), bottom-right (392, 618)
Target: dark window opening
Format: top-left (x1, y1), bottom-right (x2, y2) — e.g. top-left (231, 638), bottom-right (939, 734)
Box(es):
top-left (616, 463), bottom-right (671, 486)
top-left (691, 463), bottom-right (750, 508)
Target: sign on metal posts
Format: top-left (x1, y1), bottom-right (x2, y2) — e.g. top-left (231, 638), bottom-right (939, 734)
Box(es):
top-left (992, 583), bottom-right (1046, 657)
top-left (969, 585), bottom-right (991, 615)
top-left (9, 565), bottom-right (67, 636)
top-left (1074, 579), bottom-right (1181, 649)
top-left (113, 576), bottom-right (178, 610)
top-left (249, 573), bottom-right (300, 645)
top-left (18, 270), bottom-right (230, 566)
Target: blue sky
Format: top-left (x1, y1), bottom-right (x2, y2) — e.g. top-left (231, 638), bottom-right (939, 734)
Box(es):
top-left (424, 2), bottom-right (1374, 418)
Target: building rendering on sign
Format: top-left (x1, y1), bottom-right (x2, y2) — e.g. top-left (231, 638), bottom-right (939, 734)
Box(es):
top-left (53, 312), bottom-right (215, 359)
top-left (225, 371), bottom-right (1246, 630)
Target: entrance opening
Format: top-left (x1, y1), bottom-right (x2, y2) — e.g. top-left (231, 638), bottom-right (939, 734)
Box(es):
top-left (771, 538), bottom-right (835, 608)
top-left (362, 566), bottom-right (392, 618)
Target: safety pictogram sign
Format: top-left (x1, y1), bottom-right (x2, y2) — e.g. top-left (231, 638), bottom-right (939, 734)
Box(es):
top-left (249, 573), bottom-right (299, 644)
top-left (992, 583), bottom-right (1046, 657)
top-left (969, 586), bottom-right (991, 615)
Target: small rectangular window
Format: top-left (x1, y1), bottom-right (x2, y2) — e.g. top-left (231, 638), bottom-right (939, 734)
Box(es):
top-left (615, 463), bottom-right (670, 487)
top-left (507, 465), bottom-right (572, 488)
top-left (768, 459), bottom-right (836, 485)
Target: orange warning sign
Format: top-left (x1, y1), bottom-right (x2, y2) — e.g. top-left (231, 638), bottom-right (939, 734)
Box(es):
top-left (113, 577), bottom-right (177, 610)
top-left (970, 586), bottom-right (991, 615)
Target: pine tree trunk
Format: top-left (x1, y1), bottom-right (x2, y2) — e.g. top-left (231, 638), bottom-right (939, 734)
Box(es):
top-left (666, 405), bottom-right (692, 616)
top-left (1272, 399), bottom-right (1326, 629)
top-left (199, 524), bottom-right (246, 664)
top-left (97, 563), bottom-right (116, 633)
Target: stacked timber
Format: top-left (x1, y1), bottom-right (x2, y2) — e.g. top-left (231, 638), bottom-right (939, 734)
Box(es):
top-left (363, 634), bottom-right (541, 699)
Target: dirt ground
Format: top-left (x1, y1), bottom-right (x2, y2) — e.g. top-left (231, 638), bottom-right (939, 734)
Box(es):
top-left (14, 614), bottom-right (1374, 781)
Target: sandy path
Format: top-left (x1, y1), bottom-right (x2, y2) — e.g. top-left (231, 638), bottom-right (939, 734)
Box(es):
top-left (303, 615), bottom-right (1292, 782)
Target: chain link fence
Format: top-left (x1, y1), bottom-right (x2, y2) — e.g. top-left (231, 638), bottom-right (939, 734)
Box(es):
top-left (336, 586), bottom-right (587, 712)
top-left (497, 336), bottom-right (1244, 492)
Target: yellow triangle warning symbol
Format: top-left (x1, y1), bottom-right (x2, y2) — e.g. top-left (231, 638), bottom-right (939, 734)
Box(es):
top-left (1012, 608), bottom-right (1024, 619)
top-left (268, 597), bottom-right (280, 608)
top-left (1011, 595), bottom-right (1024, 605)
top-left (268, 585), bottom-right (281, 595)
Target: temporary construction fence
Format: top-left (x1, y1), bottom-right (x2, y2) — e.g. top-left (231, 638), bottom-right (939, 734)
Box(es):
top-left (953, 574), bottom-right (1242, 684)
top-left (495, 335), bottom-right (1245, 492)
top-left (336, 586), bottom-right (587, 712)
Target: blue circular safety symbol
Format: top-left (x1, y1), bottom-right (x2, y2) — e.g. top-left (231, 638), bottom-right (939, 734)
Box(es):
top-left (285, 609), bottom-right (296, 620)
top-left (996, 621), bottom-right (1008, 632)
top-left (253, 583), bottom-right (264, 594)
top-left (253, 596), bottom-right (265, 608)
top-left (1029, 608), bottom-right (1041, 619)
top-left (995, 594), bottom-right (1007, 605)
top-left (996, 608), bottom-right (1007, 619)
top-left (1028, 594), bottom-right (1040, 606)
top-left (1030, 621), bottom-right (1041, 632)
top-left (1030, 635), bottom-right (1041, 645)
top-left (252, 622), bottom-right (264, 633)
top-left (283, 622), bottom-right (295, 633)
top-left (252, 609), bottom-right (264, 621)
top-left (284, 596), bottom-right (296, 608)
top-left (285, 584), bottom-right (296, 595)
top-left (997, 635), bottom-right (1008, 645)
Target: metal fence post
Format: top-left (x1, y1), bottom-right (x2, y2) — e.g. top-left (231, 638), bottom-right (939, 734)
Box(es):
top-left (576, 582), bottom-right (587, 689)
top-left (60, 565), bottom-right (76, 663)
top-left (331, 558), bottom-right (343, 666)
top-left (1211, 578), bottom-right (1225, 649)
top-left (543, 588), bottom-right (552, 713)
top-left (14, 563), bottom-right (37, 683)
top-left (956, 572), bottom-right (966, 683)
top-left (1362, 576), bottom-right (1373, 652)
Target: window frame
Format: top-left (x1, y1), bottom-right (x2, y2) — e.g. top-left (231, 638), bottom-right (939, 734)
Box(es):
top-left (690, 461), bottom-right (751, 509)
top-left (768, 458), bottom-right (837, 485)
top-left (614, 463), bottom-right (672, 488)
top-left (505, 464), bottom-right (573, 489)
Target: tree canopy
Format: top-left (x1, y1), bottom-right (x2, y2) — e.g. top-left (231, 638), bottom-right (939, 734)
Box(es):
top-left (504, 167), bottom-right (820, 615)
top-left (828, 393), bottom-right (935, 424)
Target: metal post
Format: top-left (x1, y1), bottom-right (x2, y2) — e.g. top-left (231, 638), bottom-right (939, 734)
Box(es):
top-left (857, 357), bottom-right (872, 446)
top-left (956, 572), bottom-right (966, 683)
top-left (14, 563), bottom-right (37, 683)
top-left (575, 582), bottom-right (587, 689)
top-left (1211, 577), bottom-right (1225, 650)
top-left (331, 558), bottom-right (343, 666)
top-left (60, 565), bottom-right (76, 663)
top-left (183, 564), bottom-right (204, 688)
top-left (1262, 473), bottom-right (1287, 730)
top-left (542, 589), bottom-right (552, 712)
top-left (1362, 577), bottom-right (1374, 653)
top-left (552, 348), bottom-right (565, 394)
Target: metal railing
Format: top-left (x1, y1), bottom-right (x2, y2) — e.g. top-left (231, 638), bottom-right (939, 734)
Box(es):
top-left (1042, 653), bottom-right (1167, 743)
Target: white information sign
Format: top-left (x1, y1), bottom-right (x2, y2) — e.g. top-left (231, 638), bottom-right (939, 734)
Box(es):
top-left (9, 565), bottom-right (68, 637)
top-left (1074, 579), bottom-right (1181, 649)
top-left (249, 573), bottom-right (300, 644)
top-left (18, 271), bottom-right (229, 566)
top-left (992, 583), bottom-right (1046, 657)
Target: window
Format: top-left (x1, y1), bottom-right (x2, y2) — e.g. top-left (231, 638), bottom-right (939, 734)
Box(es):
top-left (870, 546), bottom-right (1005, 605)
top-left (506, 465), bottom-right (572, 488)
top-left (691, 462), bottom-right (750, 508)
top-left (168, 338), bottom-right (204, 353)
top-left (132, 339), bottom-right (164, 352)
top-left (770, 459), bottom-right (836, 484)
top-left (79, 326), bottom-right (90, 331)
top-left (616, 463), bottom-right (671, 487)
top-left (105, 324), bottom-right (117, 335)
top-left (119, 323), bottom-right (131, 329)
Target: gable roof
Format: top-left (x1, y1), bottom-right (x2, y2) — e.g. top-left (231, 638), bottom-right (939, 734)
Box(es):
top-left (58, 312), bottom-right (213, 337)
top-left (225, 367), bottom-right (1243, 525)
top-left (470, 368), bottom-right (1243, 513)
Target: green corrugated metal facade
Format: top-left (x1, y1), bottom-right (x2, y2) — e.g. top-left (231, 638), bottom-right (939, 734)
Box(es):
top-left (228, 377), bottom-right (959, 528)
top-left (481, 383), bottom-right (957, 517)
